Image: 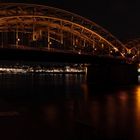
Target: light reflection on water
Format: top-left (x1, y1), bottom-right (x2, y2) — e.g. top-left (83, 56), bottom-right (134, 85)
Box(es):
top-left (138, 75), bottom-right (140, 83)
top-left (0, 73), bottom-right (140, 139)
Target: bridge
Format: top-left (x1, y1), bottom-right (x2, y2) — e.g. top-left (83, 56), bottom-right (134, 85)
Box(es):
top-left (0, 3), bottom-right (138, 85)
top-left (125, 38), bottom-right (140, 63)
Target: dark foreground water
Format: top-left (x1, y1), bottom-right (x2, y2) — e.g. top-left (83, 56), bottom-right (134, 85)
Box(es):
top-left (0, 73), bottom-right (140, 140)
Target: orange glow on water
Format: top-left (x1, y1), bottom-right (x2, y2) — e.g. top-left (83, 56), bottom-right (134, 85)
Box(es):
top-left (135, 86), bottom-right (140, 104)
top-left (132, 86), bottom-right (140, 138)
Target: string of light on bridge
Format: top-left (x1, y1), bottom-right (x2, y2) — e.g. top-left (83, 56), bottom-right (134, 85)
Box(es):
top-left (0, 3), bottom-right (136, 64)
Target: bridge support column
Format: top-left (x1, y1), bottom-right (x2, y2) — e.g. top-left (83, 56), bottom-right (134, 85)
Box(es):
top-left (87, 63), bottom-right (138, 86)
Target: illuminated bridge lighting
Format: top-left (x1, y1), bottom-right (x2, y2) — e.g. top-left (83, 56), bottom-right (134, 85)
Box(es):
top-left (124, 38), bottom-right (140, 63)
top-left (0, 2), bottom-right (129, 63)
top-left (137, 63), bottom-right (140, 73)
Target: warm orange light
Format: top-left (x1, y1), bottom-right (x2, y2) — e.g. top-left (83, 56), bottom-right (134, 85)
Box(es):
top-left (133, 86), bottom-right (140, 136)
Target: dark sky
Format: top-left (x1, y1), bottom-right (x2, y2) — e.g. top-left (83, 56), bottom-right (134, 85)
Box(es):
top-left (1, 0), bottom-right (140, 42)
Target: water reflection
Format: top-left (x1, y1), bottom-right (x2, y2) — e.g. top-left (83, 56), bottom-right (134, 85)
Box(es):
top-left (81, 84), bottom-right (140, 140)
top-left (133, 86), bottom-right (140, 140)
top-left (0, 74), bottom-right (140, 139)
top-left (138, 75), bottom-right (140, 83)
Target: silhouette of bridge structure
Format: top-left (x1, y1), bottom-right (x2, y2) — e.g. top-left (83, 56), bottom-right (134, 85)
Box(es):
top-left (125, 38), bottom-right (140, 64)
top-left (0, 3), bottom-right (138, 85)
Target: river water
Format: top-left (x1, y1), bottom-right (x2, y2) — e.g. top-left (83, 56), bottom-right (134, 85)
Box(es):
top-left (0, 73), bottom-right (140, 140)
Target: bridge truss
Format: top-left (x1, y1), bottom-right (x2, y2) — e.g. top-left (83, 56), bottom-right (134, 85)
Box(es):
top-left (0, 3), bottom-right (128, 59)
top-left (125, 38), bottom-right (140, 63)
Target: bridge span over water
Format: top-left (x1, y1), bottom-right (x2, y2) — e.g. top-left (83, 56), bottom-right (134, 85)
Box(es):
top-left (0, 2), bottom-right (131, 63)
top-left (0, 3), bottom-right (137, 85)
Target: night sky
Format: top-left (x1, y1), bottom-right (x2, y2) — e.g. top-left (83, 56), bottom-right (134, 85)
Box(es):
top-left (1, 0), bottom-right (140, 42)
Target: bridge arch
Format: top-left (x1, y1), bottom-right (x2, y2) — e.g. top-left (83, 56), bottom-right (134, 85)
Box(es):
top-left (125, 38), bottom-right (140, 63)
top-left (0, 3), bottom-right (127, 57)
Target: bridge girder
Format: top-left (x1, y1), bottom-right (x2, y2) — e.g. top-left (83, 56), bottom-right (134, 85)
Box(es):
top-left (125, 38), bottom-right (140, 63)
top-left (0, 3), bottom-right (128, 58)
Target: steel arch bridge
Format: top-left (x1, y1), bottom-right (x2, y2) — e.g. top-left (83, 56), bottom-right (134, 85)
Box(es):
top-left (125, 38), bottom-right (140, 63)
top-left (0, 3), bottom-right (128, 61)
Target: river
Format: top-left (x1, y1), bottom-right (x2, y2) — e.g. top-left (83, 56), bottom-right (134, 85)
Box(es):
top-left (0, 73), bottom-right (139, 140)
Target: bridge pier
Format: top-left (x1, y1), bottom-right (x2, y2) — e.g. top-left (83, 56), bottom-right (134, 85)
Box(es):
top-left (87, 63), bottom-right (138, 86)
